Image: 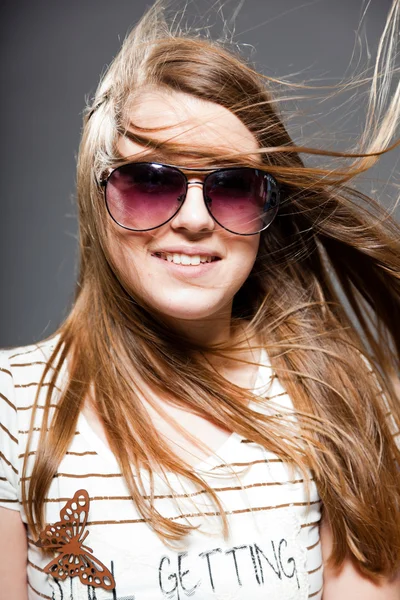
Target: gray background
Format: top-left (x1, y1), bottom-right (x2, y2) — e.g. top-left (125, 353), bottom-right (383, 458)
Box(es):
top-left (0, 0), bottom-right (398, 347)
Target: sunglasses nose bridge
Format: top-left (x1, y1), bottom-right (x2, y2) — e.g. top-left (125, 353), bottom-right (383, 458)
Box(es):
top-left (186, 180), bottom-right (211, 206)
top-left (171, 179), bottom-right (215, 231)
top-left (187, 180), bottom-right (204, 192)
top-left (184, 180), bottom-right (208, 209)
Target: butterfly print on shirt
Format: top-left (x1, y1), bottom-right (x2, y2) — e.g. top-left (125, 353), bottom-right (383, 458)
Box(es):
top-left (35, 489), bottom-right (115, 591)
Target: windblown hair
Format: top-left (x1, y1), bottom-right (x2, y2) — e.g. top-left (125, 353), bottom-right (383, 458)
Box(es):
top-left (24, 0), bottom-right (400, 579)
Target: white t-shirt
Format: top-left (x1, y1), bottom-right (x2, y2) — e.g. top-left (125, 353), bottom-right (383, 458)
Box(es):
top-left (0, 335), bottom-right (323, 600)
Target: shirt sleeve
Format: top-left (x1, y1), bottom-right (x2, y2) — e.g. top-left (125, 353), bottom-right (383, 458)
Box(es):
top-left (0, 350), bottom-right (20, 511)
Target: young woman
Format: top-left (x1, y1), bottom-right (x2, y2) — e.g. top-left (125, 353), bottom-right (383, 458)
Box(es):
top-left (1, 1), bottom-right (399, 599)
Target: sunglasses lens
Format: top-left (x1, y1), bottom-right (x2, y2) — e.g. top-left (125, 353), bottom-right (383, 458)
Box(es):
top-left (105, 163), bottom-right (186, 230)
top-left (204, 168), bottom-right (279, 234)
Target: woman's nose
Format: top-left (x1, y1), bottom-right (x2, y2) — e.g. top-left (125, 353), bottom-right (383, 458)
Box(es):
top-left (170, 181), bottom-right (215, 233)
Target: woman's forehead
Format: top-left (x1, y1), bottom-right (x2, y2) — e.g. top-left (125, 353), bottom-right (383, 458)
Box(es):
top-left (116, 140), bottom-right (261, 169)
top-left (119, 88), bottom-right (259, 161)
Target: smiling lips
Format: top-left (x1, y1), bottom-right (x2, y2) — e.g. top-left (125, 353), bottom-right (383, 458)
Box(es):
top-left (153, 252), bottom-right (220, 266)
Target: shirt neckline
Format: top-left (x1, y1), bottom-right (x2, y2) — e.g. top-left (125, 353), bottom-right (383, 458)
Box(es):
top-left (76, 347), bottom-right (273, 472)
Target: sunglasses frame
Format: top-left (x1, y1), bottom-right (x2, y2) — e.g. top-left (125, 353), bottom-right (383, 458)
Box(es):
top-left (99, 161), bottom-right (281, 236)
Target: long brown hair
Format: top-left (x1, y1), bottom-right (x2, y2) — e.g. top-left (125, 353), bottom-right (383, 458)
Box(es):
top-left (23, 0), bottom-right (400, 579)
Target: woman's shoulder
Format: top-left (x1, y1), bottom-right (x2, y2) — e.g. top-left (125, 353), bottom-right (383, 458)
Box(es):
top-left (0, 333), bottom-right (64, 455)
top-left (0, 333), bottom-right (66, 509)
top-left (0, 333), bottom-right (62, 400)
top-left (1, 332), bottom-right (61, 366)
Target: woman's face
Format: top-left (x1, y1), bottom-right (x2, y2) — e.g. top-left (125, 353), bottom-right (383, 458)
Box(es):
top-left (106, 89), bottom-right (261, 331)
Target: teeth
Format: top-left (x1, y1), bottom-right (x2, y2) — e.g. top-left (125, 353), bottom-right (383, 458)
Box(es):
top-left (156, 252), bottom-right (216, 265)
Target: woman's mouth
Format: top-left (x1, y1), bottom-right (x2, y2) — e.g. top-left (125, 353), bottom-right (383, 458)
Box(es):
top-left (152, 252), bottom-right (221, 266)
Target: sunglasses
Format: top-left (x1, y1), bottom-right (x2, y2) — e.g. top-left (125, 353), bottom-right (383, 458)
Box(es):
top-left (100, 162), bottom-right (281, 236)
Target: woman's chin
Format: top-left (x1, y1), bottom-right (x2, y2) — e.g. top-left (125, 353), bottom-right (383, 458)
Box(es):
top-left (155, 305), bottom-right (227, 323)
top-left (144, 295), bottom-right (231, 325)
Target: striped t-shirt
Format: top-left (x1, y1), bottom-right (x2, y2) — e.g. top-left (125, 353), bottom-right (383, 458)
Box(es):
top-left (0, 335), bottom-right (323, 600)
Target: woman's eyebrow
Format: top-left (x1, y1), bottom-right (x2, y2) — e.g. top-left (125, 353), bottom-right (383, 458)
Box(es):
top-left (120, 152), bottom-right (223, 169)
